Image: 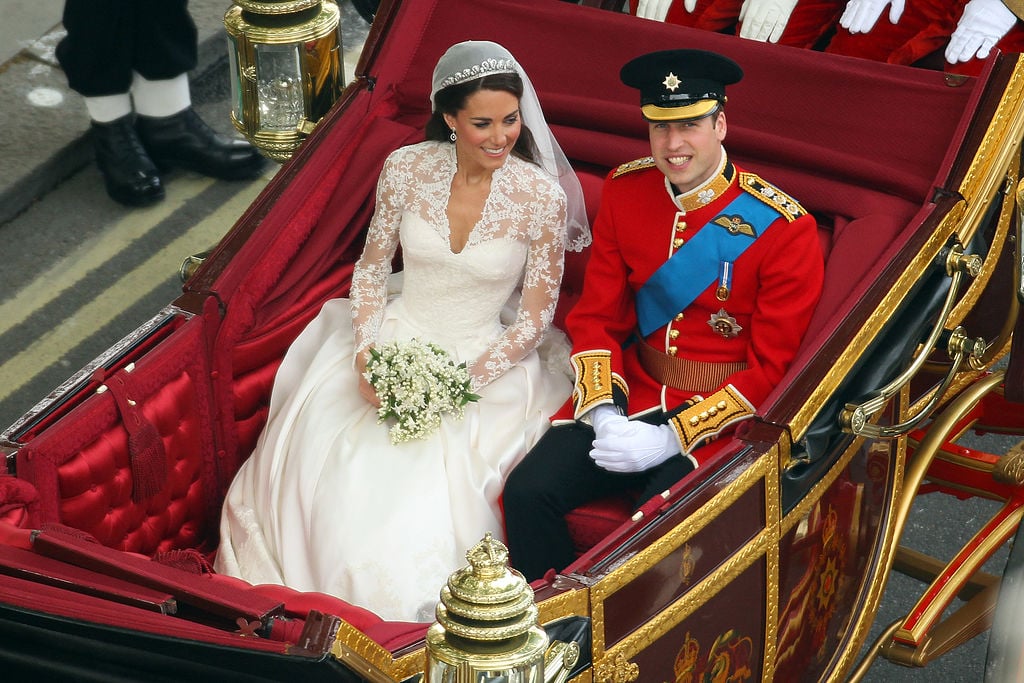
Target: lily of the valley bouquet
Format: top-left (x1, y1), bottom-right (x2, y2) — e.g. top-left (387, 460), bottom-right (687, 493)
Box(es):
top-left (364, 338), bottom-right (480, 444)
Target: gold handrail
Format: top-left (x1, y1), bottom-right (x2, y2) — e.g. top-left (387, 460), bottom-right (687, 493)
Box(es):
top-left (839, 244), bottom-right (986, 438)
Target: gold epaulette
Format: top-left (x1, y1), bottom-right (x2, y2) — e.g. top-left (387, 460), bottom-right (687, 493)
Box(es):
top-left (668, 384), bottom-right (754, 453)
top-left (611, 157), bottom-right (656, 179)
top-left (738, 171), bottom-right (806, 222)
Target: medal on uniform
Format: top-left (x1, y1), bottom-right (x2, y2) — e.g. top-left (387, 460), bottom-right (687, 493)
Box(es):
top-left (708, 308), bottom-right (742, 338)
top-left (716, 260), bottom-right (732, 301)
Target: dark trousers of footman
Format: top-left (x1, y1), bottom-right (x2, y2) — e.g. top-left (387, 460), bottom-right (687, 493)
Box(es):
top-left (57, 0), bottom-right (197, 97)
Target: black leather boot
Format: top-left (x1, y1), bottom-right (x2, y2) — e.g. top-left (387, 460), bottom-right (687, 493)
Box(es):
top-left (91, 116), bottom-right (165, 207)
top-left (136, 107), bottom-right (265, 180)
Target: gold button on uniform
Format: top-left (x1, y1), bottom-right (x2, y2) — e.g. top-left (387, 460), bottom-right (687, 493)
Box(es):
top-left (669, 329), bottom-right (680, 340)
top-left (673, 238), bottom-right (684, 248)
top-left (676, 221), bottom-right (687, 231)
top-left (668, 346), bottom-right (678, 356)
top-left (675, 312), bottom-right (685, 321)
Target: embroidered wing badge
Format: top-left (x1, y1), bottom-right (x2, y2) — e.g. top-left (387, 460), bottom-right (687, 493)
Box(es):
top-left (712, 214), bottom-right (755, 237)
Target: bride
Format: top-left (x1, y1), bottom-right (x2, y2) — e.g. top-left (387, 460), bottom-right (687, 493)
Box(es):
top-left (214, 40), bottom-right (590, 622)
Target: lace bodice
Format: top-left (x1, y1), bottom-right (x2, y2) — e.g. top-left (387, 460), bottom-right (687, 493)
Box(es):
top-left (351, 141), bottom-right (567, 390)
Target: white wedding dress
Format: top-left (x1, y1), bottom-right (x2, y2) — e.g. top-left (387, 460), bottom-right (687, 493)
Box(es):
top-left (215, 141), bottom-right (572, 622)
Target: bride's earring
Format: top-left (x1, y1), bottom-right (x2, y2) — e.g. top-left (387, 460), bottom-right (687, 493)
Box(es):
top-left (449, 129), bottom-right (457, 142)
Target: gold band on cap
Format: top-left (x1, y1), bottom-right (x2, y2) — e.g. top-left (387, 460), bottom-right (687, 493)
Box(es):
top-left (641, 99), bottom-right (721, 122)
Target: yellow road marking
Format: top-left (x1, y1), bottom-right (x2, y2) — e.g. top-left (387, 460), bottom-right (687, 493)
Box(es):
top-left (0, 176), bottom-right (215, 333)
top-left (0, 173), bottom-right (271, 400)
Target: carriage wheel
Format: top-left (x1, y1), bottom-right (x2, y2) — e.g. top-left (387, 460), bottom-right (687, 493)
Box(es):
top-left (985, 494), bottom-right (1024, 682)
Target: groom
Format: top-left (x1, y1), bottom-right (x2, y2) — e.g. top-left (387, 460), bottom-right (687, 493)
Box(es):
top-left (503, 48), bottom-right (824, 581)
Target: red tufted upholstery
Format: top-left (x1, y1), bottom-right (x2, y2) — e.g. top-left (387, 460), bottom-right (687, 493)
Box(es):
top-left (14, 315), bottom-right (219, 557)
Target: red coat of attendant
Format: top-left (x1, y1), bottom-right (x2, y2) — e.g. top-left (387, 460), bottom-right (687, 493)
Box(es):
top-left (553, 156), bottom-right (824, 464)
top-left (826, 0), bottom-right (1024, 76)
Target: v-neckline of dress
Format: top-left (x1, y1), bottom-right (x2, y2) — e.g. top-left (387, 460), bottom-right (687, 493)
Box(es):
top-left (442, 143), bottom-right (502, 255)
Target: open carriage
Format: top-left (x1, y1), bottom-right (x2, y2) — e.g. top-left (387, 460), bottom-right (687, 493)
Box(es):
top-left (3, 0), bottom-right (1024, 680)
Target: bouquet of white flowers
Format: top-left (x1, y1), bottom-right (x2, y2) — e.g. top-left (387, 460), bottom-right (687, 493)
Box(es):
top-left (364, 339), bottom-right (480, 444)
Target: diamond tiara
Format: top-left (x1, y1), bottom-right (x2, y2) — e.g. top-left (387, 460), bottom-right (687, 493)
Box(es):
top-left (438, 57), bottom-right (517, 91)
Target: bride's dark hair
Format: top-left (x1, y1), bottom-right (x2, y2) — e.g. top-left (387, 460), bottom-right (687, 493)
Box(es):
top-left (425, 72), bottom-right (539, 165)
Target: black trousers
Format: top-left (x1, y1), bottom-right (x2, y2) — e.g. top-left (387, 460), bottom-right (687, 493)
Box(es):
top-left (56, 0), bottom-right (198, 97)
top-left (503, 420), bottom-right (694, 582)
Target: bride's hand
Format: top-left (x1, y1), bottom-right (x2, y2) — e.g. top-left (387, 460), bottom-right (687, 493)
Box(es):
top-left (358, 375), bottom-right (381, 407)
top-left (356, 348), bottom-right (381, 408)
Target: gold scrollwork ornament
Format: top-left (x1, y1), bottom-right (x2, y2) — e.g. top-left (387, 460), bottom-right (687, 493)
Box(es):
top-left (679, 542), bottom-right (696, 585)
top-left (994, 440), bottom-right (1024, 485)
top-left (595, 652), bottom-right (640, 683)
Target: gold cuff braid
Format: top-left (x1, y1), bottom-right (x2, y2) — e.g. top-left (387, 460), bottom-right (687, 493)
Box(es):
top-left (668, 384), bottom-right (754, 453)
top-left (571, 350), bottom-right (621, 418)
top-left (1004, 0), bottom-right (1024, 20)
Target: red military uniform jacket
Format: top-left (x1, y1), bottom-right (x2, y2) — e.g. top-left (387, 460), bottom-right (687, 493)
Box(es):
top-left (553, 154), bottom-right (824, 465)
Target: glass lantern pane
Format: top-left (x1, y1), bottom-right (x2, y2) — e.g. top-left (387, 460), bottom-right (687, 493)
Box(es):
top-left (254, 43), bottom-right (305, 132)
top-left (473, 663), bottom-right (544, 682)
top-left (225, 35), bottom-right (242, 122)
top-left (428, 659), bottom-right (457, 682)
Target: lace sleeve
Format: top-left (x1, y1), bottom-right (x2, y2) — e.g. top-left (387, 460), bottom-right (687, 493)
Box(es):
top-left (350, 151), bottom-right (405, 354)
top-left (465, 179), bottom-right (567, 391)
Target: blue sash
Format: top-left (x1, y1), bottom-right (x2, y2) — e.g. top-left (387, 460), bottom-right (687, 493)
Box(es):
top-left (636, 192), bottom-right (780, 336)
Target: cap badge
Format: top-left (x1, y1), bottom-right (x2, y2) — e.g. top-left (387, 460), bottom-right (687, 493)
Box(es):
top-left (708, 309), bottom-right (742, 338)
top-left (713, 214), bottom-right (756, 237)
top-left (663, 72), bottom-right (681, 92)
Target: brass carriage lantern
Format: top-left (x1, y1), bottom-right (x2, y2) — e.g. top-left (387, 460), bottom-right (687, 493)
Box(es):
top-left (224, 0), bottom-right (345, 161)
top-left (426, 533), bottom-right (577, 682)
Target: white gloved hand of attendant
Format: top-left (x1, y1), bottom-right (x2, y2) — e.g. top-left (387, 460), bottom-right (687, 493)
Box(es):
top-left (738, 0), bottom-right (799, 42)
top-left (637, 0), bottom-right (674, 21)
top-left (839, 0), bottom-right (905, 33)
top-left (946, 0), bottom-right (1017, 63)
top-left (590, 420), bottom-right (681, 473)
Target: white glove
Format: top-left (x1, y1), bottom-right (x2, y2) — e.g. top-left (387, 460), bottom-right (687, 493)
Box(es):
top-left (637, 0), bottom-right (674, 21)
top-left (589, 405), bottom-right (628, 439)
top-left (839, 0), bottom-right (905, 34)
top-left (946, 0), bottom-right (1017, 63)
top-left (590, 420), bottom-right (681, 473)
top-left (738, 0), bottom-right (799, 43)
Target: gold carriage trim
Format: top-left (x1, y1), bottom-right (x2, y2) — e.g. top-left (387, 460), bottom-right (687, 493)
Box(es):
top-left (738, 172), bottom-right (806, 222)
top-left (669, 384), bottom-right (754, 453)
top-left (571, 350), bottom-right (621, 417)
top-left (612, 156), bottom-right (657, 178)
